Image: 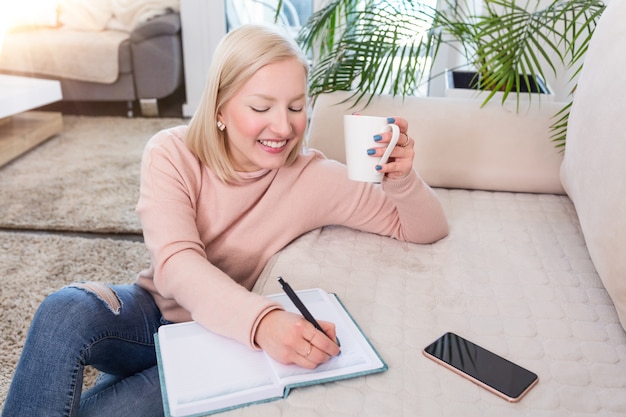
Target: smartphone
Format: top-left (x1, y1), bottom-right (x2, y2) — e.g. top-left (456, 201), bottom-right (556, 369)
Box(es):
top-left (423, 332), bottom-right (538, 402)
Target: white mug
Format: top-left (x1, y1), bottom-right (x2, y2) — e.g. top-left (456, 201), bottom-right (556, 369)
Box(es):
top-left (343, 115), bottom-right (400, 183)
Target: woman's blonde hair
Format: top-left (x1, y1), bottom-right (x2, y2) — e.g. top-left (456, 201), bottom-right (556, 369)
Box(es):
top-left (185, 24), bottom-right (309, 183)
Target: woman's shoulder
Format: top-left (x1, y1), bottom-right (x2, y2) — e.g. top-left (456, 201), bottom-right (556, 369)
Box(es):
top-left (280, 148), bottom-right (348, 186)
top-left (297, 147), bottom-right (343, 169)
top-left (142, 125), bottom-right (207, 176)
top-left (143, 125), bottom-right (199, 163)
top-left (300, 148), bottom-right (349, 179)
top-left (145, 125), bottom-right (188, 152)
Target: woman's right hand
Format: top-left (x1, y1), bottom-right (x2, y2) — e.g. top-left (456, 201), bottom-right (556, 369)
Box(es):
top-left (254, 310), bottom-right (340, 369)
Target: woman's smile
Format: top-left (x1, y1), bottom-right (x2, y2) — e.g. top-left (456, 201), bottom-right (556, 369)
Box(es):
top-left (258, 139), bottom-right (288, 151)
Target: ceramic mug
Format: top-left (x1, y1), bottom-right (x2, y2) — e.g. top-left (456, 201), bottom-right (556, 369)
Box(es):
top-left (343, 115), bottom-right (400, 182)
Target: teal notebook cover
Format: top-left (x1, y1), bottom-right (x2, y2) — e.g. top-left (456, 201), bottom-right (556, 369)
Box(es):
top-left (155, 289), bottom-right (387, 417)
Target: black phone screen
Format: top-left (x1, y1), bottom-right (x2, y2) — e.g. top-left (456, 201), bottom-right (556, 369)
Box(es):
top-left (423, 332), bottom-right (538, 401)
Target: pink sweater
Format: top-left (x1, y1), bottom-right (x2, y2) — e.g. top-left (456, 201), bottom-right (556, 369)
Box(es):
top-left (136, 126), bottom-right (448, 349)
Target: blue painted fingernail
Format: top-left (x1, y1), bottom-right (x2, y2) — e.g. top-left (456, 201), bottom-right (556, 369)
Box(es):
top-left (387, 117), bottom-right (395, 123)
top-left (375, 165), bottom-right (382, 170)
top-left (374, 135), bottom-right (382, 142)
top-left (367, 149), bottom-right (376, 155)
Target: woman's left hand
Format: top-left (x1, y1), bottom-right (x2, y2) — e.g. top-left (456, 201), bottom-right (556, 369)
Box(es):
top-left (372, 117), bottom-right (414, 180)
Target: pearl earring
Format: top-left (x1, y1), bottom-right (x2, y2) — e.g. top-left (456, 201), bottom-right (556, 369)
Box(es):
top-left (216, 120), bottom-right (226, 131)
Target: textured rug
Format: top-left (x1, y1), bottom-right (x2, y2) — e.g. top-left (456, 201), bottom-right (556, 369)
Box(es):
top-left (0, 231), bottom-right (151, 408)
top-left (0, 115), bottom-right (186, 234)
top-left (0, 115), bottom-right (184, 409)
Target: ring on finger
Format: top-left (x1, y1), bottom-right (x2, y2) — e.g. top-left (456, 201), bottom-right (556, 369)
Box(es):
top-left (398, 133), bottom-right (410, 147)
top-left (305, 332), bottom-right (317, 357)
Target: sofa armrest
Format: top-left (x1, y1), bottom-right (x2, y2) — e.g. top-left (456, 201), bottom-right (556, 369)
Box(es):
top-left (130, 12), bottom-right (181, 43)
top-left (129, 12), bottom-right (183, 99)
top-left (308, 91), bottom-right (566, 194)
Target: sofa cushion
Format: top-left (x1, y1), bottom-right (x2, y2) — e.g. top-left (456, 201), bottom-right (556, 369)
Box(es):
top-left (308, 92), bottom-right (565, 194)
top-left (59, 0), bottom-right (113, 31)
top-left (560, 0), bottom-right (626, 331)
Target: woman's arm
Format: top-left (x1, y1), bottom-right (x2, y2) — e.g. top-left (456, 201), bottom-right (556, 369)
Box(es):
top-left (299, 152), bottom-right (449, 244)
top-left (136, 129), bottom-right (282, 348)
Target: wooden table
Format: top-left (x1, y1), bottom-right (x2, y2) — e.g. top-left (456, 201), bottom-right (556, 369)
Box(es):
top-left (0, 74), bottom-right (63, 167)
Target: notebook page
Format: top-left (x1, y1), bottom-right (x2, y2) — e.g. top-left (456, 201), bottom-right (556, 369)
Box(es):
top-left (158, 322), bottom-right (279, 415)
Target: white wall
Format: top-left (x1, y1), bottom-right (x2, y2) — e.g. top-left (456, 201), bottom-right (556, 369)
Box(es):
top-left (180, 0), bottom-right (314, 117)
top-left (180, 0), bottom-right (226, 117)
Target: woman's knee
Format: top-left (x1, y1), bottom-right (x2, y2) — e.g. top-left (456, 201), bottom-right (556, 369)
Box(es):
top-left (37, 282), bottom-right (122, 324)
top-left (32, 283), bottom-right (160, 350)
top-left (64, 282), bottom-right (123, 315)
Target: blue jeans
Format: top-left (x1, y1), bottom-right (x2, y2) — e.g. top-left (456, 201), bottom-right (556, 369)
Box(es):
top-left (2, 283), bottom-right (166, 417)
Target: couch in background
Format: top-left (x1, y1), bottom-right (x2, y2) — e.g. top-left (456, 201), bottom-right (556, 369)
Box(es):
top-left (0, 1), bottom-right (183, 117)
top-left (245, 0), bottom-right (625, 415)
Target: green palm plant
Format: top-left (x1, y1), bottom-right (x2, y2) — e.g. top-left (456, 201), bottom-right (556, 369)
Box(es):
top-left (291, 0), bottom-right (606, 148)
top-left (299, 0), bottom-right (437, 103)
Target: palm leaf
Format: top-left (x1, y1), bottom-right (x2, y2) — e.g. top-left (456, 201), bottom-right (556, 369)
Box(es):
top-left (293, 0), bottom-right (607, 148)
top-left (300, 1), bottom-right (438, 104)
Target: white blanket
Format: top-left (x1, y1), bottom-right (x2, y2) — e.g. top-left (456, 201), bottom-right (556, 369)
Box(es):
top-left (58, 0), bottom-right (113, 31)
top-left (110, 0), bottom-right (180, 32)
top-left (58, 0), bottom-right (180, 32)
top-left (0, 28), bottom-right (129, 84)
top-left (250, 189), bottom-right (626, 416)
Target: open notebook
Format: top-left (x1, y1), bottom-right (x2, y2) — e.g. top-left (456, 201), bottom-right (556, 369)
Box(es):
top-left (155, 288), bottom-right (387, 417)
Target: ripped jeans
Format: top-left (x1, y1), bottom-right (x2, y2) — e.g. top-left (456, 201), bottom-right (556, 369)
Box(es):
top-left (2, 283), bottom-right (166, 417)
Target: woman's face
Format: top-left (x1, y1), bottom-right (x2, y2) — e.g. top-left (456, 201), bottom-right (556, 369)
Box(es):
top-left (218, 58), bottom-right (308, 173)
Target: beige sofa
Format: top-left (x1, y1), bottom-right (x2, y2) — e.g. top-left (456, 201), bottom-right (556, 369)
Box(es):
top-left (0, 1), bottom-right (183, 116)
top-left (244, 1), bottom-right (626, 415)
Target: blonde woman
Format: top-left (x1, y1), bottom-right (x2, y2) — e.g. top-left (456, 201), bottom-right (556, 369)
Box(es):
top-left (3, 24), bottom-right (448, 416)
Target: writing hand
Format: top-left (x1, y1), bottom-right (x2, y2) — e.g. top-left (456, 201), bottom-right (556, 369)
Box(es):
top-left (254, 310), bottom-right (340, 370)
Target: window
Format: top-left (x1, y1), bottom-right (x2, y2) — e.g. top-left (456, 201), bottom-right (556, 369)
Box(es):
top-left (225, 0), bottom-right (313, 36)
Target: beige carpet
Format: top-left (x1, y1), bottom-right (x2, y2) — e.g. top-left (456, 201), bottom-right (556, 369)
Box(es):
top-left (0, 115), bottom-right (185, 409)
top-left (0, 231), bottom-right (151, 407)
top-left (0, 115), bottom-right (185, 234)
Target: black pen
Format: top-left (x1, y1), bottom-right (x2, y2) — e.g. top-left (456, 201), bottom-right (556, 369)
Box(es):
top-left (277, 277), bottom-right (341, 347)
